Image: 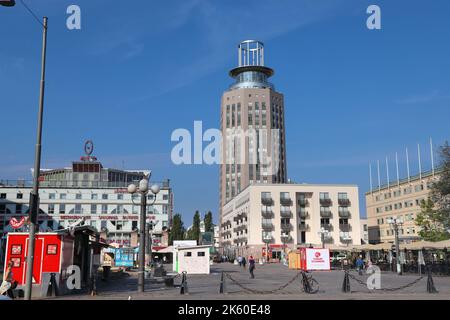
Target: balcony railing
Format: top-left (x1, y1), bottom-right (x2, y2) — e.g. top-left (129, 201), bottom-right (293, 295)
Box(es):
top-left (262, 236), bottom-right (274, 243)
top-left (339, 224), bottom-right (352, 232)
top-left (280, 223), bottom-right (292, 231)
top-left (261, 208), bottom-right (274, 219)
top-left (298, 210), bottom-right (308, 219)
top-left (280, 196), bottom-right (292, 206)
top-left (340, 233), bottom-right (352, 242)
top-left (320, 198), bottom-right (332, 206)
top-left (297, 199), bottom-right (308, 206)
top-left (320, 223), bottom-right (333, 231)
top-left (323, 236), bottom-right (333, 243)
top-left (261, 196), bottom-right (273, 206)
top-left (338, 210), bottom-right (351, 218)
top-left (338, 198), bottom-right (351, 206)
top-left (280, 209), bottom-right (291, 218)
top-left (298, 223), bottom-right (309, 231)
top-left (262, 222), bottom-right (274, 230)
top-left (280, 235), bottom-right (293, 243)
top-left (235, 225), bottom-right (247, 233)
top-left (320, 210), bottom-right (332, 218)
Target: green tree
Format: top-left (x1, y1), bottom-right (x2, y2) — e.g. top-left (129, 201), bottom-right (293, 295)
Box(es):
top-left (415, 142), bottom-right (450, 241)
top-left (169, 213), bottom-right (185, 245)
top-left (204, 211), bottom-right (213, 232)
top-left (188, 210), bottom-right (201, 242)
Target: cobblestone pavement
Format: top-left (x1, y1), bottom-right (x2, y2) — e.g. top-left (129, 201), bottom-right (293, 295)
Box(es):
top-left (42, 263), bottom-right (450, 300)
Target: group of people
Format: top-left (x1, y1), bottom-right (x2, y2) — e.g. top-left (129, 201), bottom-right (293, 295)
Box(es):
top-left (237, 255), bottom-right (256, 279)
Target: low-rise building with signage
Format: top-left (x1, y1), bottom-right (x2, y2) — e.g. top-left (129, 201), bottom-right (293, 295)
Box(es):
top-left (0, 144), bottom-right (174, 250)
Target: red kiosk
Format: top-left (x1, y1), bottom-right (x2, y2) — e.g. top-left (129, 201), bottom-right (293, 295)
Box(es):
top-left (3, 225), bottom-right (107, 297)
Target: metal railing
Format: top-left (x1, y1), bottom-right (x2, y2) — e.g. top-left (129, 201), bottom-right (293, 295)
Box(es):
top-left (280, 210), bottom-right (291, 218)
top-left (338, 210), bottom-right (351, 218)
top-left (261, 208), bottom-right (274, 219)
top-left (281, 223), bottom-right (292, 231)
top-left (320, 210), bottom-right (332, 218)
top-left (280, 196), bottom-right (292, 205)
top-left (262, 222), bottom-right (274, 230)
top-left (320, 198), bottom-right (332, 206)
top-left (298, 210), bottom-right (308, 219)
top-left (338, 198), bottom-right (351, 206)
top-left (261, 196), bottom-right (273, 206)
top-left (298, 223), bottom-right (309, 231)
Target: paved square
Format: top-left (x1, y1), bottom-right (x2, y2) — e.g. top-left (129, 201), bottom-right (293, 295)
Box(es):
top-left (42, 263), bottom-right (450, 300)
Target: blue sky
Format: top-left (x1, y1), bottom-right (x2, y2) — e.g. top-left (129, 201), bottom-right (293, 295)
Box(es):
top-left (1, 0), bottom-right (449, 225)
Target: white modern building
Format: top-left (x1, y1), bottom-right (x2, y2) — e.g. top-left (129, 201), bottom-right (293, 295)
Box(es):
top-left (220, 183), bottom-right (361, 260)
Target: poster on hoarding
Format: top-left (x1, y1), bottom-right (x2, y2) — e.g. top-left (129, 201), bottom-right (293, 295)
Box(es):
top-left (305, 248), bottom-right (330, 271)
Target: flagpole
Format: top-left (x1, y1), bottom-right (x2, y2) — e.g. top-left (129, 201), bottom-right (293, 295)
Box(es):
top-left (430, 137), bottom-right (435, 176)
top-left (386, 157), bottom-right (390, 190)
top-left (377, 160), bottom-right (381, 193)
top-left (418, 143), bottom-right (422, 181)
top-left (406, 148), bottom-right (411, 184)
top-left (395, 152), bottom-right (400, 188)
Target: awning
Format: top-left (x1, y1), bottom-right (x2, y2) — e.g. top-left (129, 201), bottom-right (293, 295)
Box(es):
top-left (155, 246), bottom-right (173, 253)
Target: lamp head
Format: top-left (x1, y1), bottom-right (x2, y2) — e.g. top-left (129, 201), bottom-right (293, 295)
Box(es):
top-left (150, 184), bottom-right (160, 195)
top-left (139, 179), bottom-right (149, 193)
top-left (127, 184), bottom-right (137, 194)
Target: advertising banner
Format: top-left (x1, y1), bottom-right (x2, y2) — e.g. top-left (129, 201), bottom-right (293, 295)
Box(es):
top-left (305, 248), bottom-right (330, 271)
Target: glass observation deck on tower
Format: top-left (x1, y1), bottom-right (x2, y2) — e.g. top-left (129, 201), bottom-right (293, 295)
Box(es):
top-left (229, 40), bottom-right (275, 90)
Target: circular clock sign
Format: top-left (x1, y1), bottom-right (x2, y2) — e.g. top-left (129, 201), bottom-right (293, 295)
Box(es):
top-left (84, 140), bottom-right (94, 156)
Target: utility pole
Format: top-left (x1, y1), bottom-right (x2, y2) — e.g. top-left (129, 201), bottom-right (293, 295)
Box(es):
top-left (24, 16), bottom-right (48, 300)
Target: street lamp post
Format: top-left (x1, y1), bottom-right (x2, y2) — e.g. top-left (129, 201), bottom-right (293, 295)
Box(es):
top-left (24, 16), bottom-right (48, 301)
top-left (128, 176), bottom-right (160, 292)
top-left (146, 220), bottom-right (158, 266)
top-left (387, 217), bottom-right (403, 275)
top-left (318, 227), bottom-right (330, 249)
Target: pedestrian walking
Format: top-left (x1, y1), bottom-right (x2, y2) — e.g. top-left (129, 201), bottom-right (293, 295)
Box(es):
top-left (238, 255), bottom-right (243, 267)
top-left (0, 260), bottom-right (17, 299)
top-left (249, 256), bottom-right (256, 279)
top-left (356, 255), bottom-right (365, 276)
top-left (242, 256), bottom-right (247, 269)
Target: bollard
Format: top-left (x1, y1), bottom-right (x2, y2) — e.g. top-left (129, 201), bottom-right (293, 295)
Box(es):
top-left (342, 271), bottom-right (351, 293)
top-left (46, 273), bottom-right (59, 297)
top-left (90, 273), bottom-right (98, 296)
top-left (219, 271), bottom-right (227, 294)
top-left (426, 266), bottom-right (438, 294)
top-left (180, 271), bottom-right (189, 295)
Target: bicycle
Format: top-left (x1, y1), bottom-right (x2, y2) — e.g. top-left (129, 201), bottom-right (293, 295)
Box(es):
top-left (300, 271), bottom-right (319, 294)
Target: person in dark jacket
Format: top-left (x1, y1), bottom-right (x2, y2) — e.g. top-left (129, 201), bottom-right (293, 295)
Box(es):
top-left (356, 256), bottom-right (365, 275)
top-left (248, 256), bottom-right (256, 279)
top-left (242, 256), bottom-right (247, 269)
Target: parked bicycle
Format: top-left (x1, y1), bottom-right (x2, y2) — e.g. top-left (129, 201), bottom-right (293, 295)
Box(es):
top-left (300, 271), bottom-right (319, 294)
